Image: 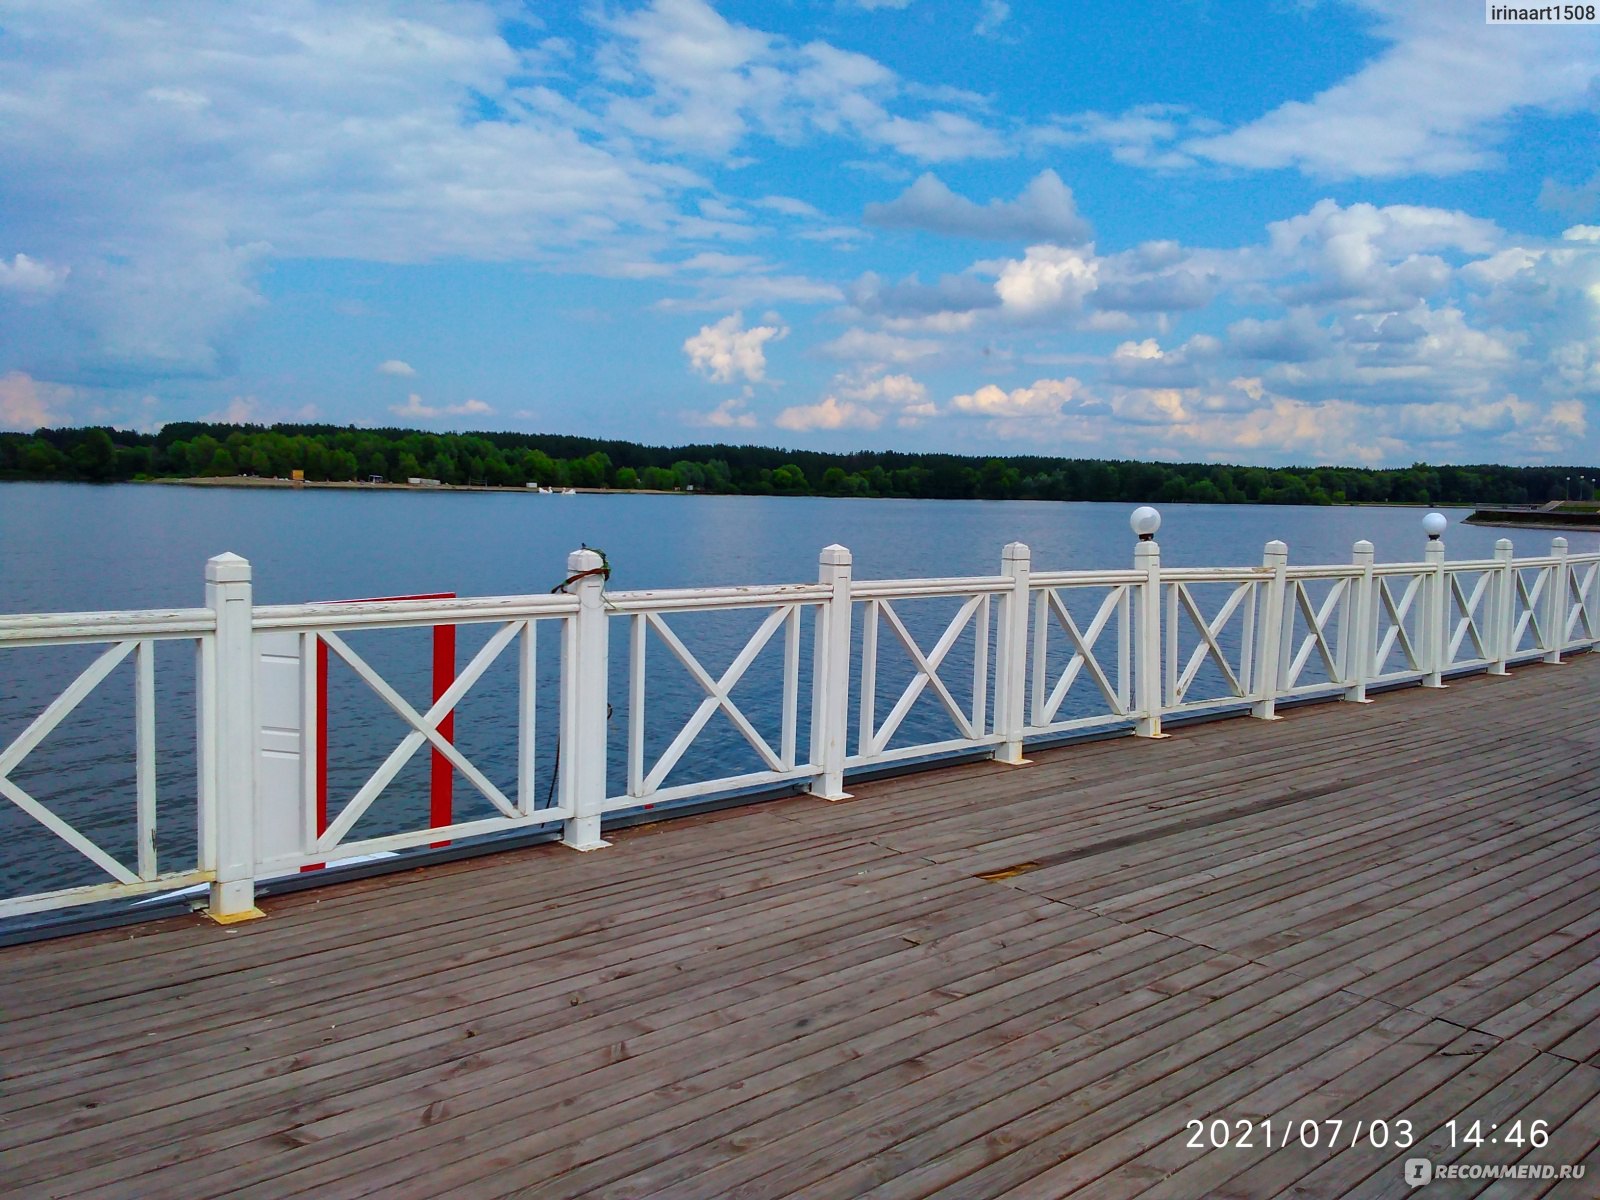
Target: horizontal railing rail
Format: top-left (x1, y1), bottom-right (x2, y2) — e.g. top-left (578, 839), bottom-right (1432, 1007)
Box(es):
top-left (2, 515), bottom-right (1597, 923)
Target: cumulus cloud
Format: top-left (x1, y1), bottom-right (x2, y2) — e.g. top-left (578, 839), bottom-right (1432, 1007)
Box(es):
top-left (389, 394), bottom-right (494, 421)
top-left (950, 376), bottom-right (1085, 419)
top-left (377, 360), bottom-right (416, 377)
top-left (775, 395), bottom-right (882, 431)
top-left (1267, 199), bottom-right (1503, 307)
top-left (685, 395), bottom-right (759, 429)
top-left (845, 270), bottom-right (1000, 331)
top-left (0, 371), bottom-right (74, 430)
top-left (776, 366), bottom-right (933, 431)
top-left (1186, 2), bottom-right (1600, 178)
top-left (683, 312), bottom-right (787, 383)
top-left (3, 1), bottom-right (998, 384)
top-left (994, 245), bottom-right (1099, 316)
top-left (864, 171), bottom-right (1091, 243)
top-left (1094, 263), bottom-right (1216, 314)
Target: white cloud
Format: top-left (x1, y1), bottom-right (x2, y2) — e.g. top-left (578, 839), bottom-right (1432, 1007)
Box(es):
top-left (202, 396), bottom-right (322, 425)
top-left (775, 395), bottom-right (882, 431)
top-left (1034, 104), bottom-right (1218, 170)
top-left (1187, 1), bottom-right (1600, 178)
top-left (599, 0), bottom-right (1009, 163)
top-left (864, 171), bottom-right (1090, 242)
top-left (389, 394), bottom-right (494, 421)
top-left (377, 359), bottom-right (416, 377)
top-left (755, 195), bottom-right (824, 218)
top-left (0, 254), bottom-right (67, 296)
top-left (949, 376), bottom-right (1084, 419)
top-left (776, 366), bottom-right (933, 431)
top-left (994, 244), bottom-right (1099, 315)
top-left (973, 0), bottom-right (1010, 37)
top-left (685, 395), bottom-right (759, 429)
top-left (683, 312), bottom-right (786, 382)
top-left (0, 371), bottom-right (74, 430)
top-left (818, 327), bottom-right (943, 363)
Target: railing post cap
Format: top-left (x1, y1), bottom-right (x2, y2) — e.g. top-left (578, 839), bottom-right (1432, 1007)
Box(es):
top-left (1353, 539), bottom-right (1374, 553)
top-left (567, 547), bottom-right (604, 572)
top-left (205, 552), bottom-right (252, 583)
top-left (819, 544), bottom-right (852, 566)
top-left (1495, 537), bottom-right (1514, 552)
top-left (1265, 539), bottom-right (1288, 555)
top-left (1553, 536), bottom-right (1569, 550)
top-left (1002, 541), bottom-right (1030, 561)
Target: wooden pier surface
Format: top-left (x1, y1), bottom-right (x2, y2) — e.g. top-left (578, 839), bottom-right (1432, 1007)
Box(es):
top-left (4, 658), bottom-right (1600, 1198)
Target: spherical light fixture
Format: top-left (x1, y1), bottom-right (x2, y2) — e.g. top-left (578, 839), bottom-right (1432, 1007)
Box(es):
top-left (1422, 512), bottom-right (1448, 540)
top-left (1130, 506), bottom-right (1161, 540)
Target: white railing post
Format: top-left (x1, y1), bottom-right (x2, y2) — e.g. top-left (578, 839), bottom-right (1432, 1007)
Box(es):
top-left (1490, 538), bottom-right (1514, 675)
top-left (1423, 526), bottom-right (1448, 687)
top-left (204, 553), bottom-right (263, 923)
top-left (1344, 539), bottom-right (1375, 703)
top-left (1545, 536), bottom-right (1569, 663)
top-left (561, 547), bottom-right (610, 850)
top-left (1253, 540), bottom-right (1288, 719)
top-left (1131, 508), bottom-right (1164, 738)
top-left (809, 544), bottom-right (853, 799)
top-left (993, 541), bottom-right (1031, 765)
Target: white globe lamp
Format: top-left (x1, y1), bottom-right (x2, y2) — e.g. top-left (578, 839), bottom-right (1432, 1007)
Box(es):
top-left (1130, 506), bottom-right (1161, 541)
top-left (1422, 512), bottom-right (1448, 540)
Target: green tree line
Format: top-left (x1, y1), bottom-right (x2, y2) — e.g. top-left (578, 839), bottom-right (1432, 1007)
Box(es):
top-left (0, 422), bottom-right (1591, 507)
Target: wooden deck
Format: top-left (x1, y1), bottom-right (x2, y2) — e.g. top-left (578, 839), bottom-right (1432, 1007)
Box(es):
top-left (4, 659), bottom-right (1600, 1199)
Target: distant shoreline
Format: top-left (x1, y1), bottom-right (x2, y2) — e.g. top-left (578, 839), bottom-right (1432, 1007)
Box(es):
top-left (0, 476), bottom-right (1490, 508)
top-left (115, 477), bottom-right (1462, 508)
top-left (147, 475), bottom-right (672, 496)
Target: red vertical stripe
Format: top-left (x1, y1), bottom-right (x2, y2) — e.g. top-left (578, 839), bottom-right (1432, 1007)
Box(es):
top-left (306, 593), bottom-right (456, 865)
top-left (431, 622), bottom-right (456, 847)
top-left (302, 636), bottom-right (331, 872)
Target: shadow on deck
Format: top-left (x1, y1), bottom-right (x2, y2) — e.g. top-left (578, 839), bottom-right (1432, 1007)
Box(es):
top-left (4, 657), bottom-right (1600, 1198)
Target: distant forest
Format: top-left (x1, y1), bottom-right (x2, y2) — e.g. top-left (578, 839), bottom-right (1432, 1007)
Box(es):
top-left (1, 422), bottom-right (1592, 506)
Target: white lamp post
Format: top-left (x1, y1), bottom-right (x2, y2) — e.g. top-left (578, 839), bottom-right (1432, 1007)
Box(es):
top-left (1130, 505), bottom-right (1161, 541)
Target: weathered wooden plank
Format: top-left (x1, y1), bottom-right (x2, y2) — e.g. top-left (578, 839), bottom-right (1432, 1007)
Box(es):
top-left (1, 655), bottom-right (1598, 1200)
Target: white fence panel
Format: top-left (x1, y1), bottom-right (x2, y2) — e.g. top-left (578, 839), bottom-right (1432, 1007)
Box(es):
top-left (4, 515), bottom-right (1596, 925)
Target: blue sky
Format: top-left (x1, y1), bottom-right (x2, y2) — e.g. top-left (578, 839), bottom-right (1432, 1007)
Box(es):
top-left (0, 0), bottom-right (1597, 467)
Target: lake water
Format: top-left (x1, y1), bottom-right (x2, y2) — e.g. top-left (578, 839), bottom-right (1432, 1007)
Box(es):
top-left (4, 483), bottom-right (1595, 613)
top-left (4, 483), bottom-right (1594, 913)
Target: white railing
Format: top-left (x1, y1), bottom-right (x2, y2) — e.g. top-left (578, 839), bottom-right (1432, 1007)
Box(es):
top-left (0, 595), bottom-right (217, 918)
top-left (2, 516), bottom-right (1597, 922)
top-left (251, 591), bottom-right (578, 873)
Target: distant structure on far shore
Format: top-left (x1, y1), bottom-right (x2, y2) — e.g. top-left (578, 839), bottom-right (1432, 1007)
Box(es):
top-left (1467, 500), bottom-right (1600, 531)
